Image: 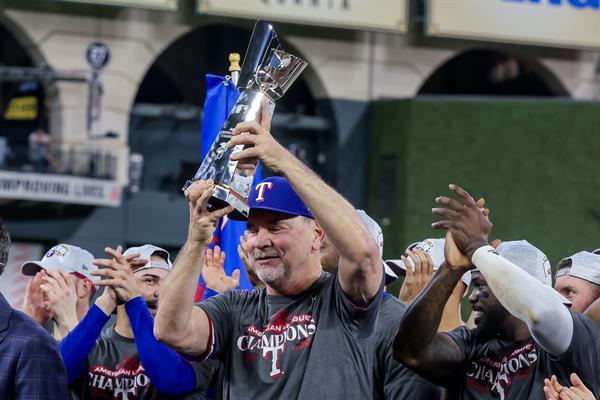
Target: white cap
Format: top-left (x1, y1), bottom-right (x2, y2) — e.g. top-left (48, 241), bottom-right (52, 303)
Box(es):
top-left (592, 248), bottom-right (600, 255)
top-left (21, 244), bottom-right (98, 281)
top-left (496, 240), bottom-right (552, 285)
top-left (123, 244), bottom-right (172, 273)
top-left (386, 238), bottom-right (471, 288)
top-left (495, 240), bottom-right (570, 305)
top-left (356, 210), bottom-right (397, 284)
top-left (556, 251), bottom-right (600, 286)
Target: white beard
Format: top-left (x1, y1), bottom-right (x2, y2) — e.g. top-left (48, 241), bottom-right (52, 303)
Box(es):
top-left (255, 263), bottom-right (285, 285)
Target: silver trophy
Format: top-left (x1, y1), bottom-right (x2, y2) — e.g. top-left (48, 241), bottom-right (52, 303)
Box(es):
top-left (183, 21), bottom-right (308, 220)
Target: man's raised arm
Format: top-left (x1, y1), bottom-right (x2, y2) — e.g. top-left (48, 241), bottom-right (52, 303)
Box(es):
top-left (395, 189), bottom-right (499, 385)
top-left (432, 184), bottom-right (573, 356)
top-left (393, 260), bottom-right (467, 386)
top-left (228, 120), bottom-right (382, 303)
top-left (154, 180), bottom-right (232, 355)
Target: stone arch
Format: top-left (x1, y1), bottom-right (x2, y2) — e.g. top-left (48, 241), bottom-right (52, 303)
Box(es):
top-left (417, 48), bottom-right (570, 97)
top-left (0, 13), bottom-right (46, 66)
top-left (133, 22), bottom-right (328, 113)
top-left (0, 12), bottom-right (69, 152)
top-left (130, 22), bottom-right (335, 191)
top-left (0, 14), bottom-right (57, 167)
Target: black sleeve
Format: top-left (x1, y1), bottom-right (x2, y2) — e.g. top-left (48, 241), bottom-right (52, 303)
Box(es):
top-left (553, 311), bottom-right (600, 396)
top-left (382, 337), bottom-right (444, 400)
top-left (445, 326), bottom-right (475, 360)
top-left (441, 326), bottom-right (476, 389)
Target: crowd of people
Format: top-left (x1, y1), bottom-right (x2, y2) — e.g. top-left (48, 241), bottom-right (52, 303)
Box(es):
top-left (0, 105), bottom-right (599, 399)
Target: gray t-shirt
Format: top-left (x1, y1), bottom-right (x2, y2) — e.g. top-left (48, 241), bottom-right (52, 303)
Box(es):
top-left (198, 272), bottom-right (382, 399)
top-left (373, 293), bottom-right (443, 400)
top-left (70, 328), bottom-right (213, 400)
top-left (445, 310), bottom-right (600, 400)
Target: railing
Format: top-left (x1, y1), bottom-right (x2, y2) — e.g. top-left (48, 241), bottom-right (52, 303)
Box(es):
top-left (0, 139), bottom-right (117, 180)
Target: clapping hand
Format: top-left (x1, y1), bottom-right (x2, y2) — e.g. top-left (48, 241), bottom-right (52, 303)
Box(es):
top-left (40, 270), bottom-right (78, 334)
top-left (398, 249), bottom-right (434, 303)
top-left (92, 246), bottom-right (148, 304)
top-left (444, 197), bottom-right (490, 269)
top-left (544, 374), bottom-right (596, 400)
top-left (433, 185), bottom-right (493, 261)
top-left (22, 271), bottom-right (53, 324)
top-left (202, 245), bottom-right (240, 293)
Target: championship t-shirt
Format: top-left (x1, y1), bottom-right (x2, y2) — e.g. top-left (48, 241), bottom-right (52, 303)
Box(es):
top-left (445, 310), bottom-right (600, 400)
top-left (373, 293), bottom-right (443, 400)
top-left (70, 327), bottom-right (214, 400)
top-left (197, 271), bottom-right (383, 399)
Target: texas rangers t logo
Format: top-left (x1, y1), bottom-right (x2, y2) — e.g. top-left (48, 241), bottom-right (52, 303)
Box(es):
top-left (255, 182), bottom-right (273, 202)
top-left (235, 312), bottom-right (317, 379)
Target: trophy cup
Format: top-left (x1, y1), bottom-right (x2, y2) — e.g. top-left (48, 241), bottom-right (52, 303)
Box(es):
top-left (183, 21), bottom-right (308, 220)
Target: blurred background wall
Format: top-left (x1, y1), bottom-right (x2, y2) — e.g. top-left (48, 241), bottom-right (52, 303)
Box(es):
top-left (0, 0), bottom-right (598, 276)
top-left (368, 98), bottom-right (600, 266)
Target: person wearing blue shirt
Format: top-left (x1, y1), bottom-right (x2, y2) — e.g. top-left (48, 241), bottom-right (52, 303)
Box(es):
top-left (60, 244), bottom-right (212, 399)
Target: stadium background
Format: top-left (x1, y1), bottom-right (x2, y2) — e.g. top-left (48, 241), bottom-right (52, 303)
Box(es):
top-left (0, 0), bottom-right (599, 307)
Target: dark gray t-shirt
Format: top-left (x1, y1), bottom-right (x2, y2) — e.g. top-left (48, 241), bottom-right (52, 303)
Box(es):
top-left (70, 328), bottom-right (213, 400)
top-left (373, 293), bottom-right (443, 400)
top-left (445, 310), bottom-right (600, 400)
top-left (198, 272), bottom-right (382, 399)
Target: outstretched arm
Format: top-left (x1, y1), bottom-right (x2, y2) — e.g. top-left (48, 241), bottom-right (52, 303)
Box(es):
top-left (91, 246), bottom-right (202, 394)
top-left (279, 158), bottom-right (382, 303)
top-left (154, 180), bottom-right (232, 355)
top-left (471, 247), bottom-right (572, 355)
top-left (59, 288), bottom-right (115, 384)
top-left (229, 112), bottom-right (382, 303)
top-left (394, 263), bottom-right (466, 386)
top-left (126, 297), bottom-right (198, 395)
top-left (432, 184), bottom-right (572, 356)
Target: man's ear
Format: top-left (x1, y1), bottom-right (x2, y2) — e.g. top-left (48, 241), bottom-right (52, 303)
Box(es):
top-left (76, 278), bottom-right (93, 299)
top-left (313, 220), bottom-right (326, 251)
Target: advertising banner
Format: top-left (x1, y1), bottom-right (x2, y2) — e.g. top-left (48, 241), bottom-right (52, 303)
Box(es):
top-left (198, 0), bottom-right (408, 32)
top-left (0, 171), bottom-right (122, 207)
top-left (61, 0), bottom-right (177, 10)
top-left (428, 0), bottom-right (600, 49)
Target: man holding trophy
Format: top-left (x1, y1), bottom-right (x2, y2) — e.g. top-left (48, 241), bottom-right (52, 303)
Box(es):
top-left (155, 21), bottom-right (384, 399)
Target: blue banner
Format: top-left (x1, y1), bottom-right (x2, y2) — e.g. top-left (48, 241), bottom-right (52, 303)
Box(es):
top-left (197, 74), bottom-right (260, 300)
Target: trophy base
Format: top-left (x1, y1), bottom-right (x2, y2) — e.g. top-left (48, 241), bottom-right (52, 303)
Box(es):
top-left (182, 178), bottom-right (251, 221)
top-left (210, 183), bottom-right (249, 221)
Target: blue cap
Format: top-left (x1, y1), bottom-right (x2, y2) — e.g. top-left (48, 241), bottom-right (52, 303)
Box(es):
top-left (237, 176), bottom-right (314, 220)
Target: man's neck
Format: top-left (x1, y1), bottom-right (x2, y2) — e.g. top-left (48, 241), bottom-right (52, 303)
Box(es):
top-left (114, 305), bottom-right (134, 339)
top-left (266, 263), bottom-right (323, 297)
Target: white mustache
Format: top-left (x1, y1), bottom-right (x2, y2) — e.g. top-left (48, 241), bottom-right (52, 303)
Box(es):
top-left (253, 249), bottom-right (281, 259)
